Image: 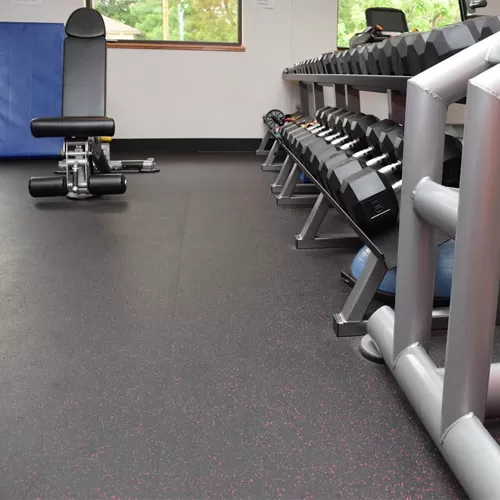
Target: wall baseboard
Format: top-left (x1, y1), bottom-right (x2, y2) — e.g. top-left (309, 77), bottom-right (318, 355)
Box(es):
top-left (111, 138), bottom-right (262, 154)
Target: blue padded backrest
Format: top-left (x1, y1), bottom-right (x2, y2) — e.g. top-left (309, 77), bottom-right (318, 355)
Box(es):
top-left (62, 8), bottom-right (107, 116)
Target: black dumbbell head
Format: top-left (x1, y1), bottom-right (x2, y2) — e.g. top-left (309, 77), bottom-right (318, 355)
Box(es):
top-left (341, 168), bottom-right (399, 235)
top-left (378, 38), bottom-right (395, 75)
top-left (357, 44), bottom-right (369, 74)
top-left (337, 50), bottom-right (350, 74)
top-left (322, 53), bottom-right (331, 74)
top-left (424, 23), bottom-right (477, 70)
top-left (348, 48), bottom-right (360, 73)
top-left (327, 110), bottom-right (354, 130)
top-left (326, 52), bottom-right (339, 74)
top-left (392, 32), bottom-right (417, 75)
top-left (475, 16), bottom-right (500, 39)
top-left (463, 16), bottom-right (500, 41)
top-left (365, 119), bottom-right (399, 149)
top-left (349, 114), bottom-right (380, 139)
top-left (379, 126), bottom-right (404, 159)
top-left (327, 157), bottom-right (368, 199)
top-left (366, 42), bottom-right (382, 75)
top-left (316, 106), bottom-right (333, 121)
top-left (340, 113), bottom-right (365, 135)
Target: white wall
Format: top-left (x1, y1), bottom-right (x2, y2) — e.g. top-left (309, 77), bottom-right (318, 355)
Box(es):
top-left (106, 0), bottom-right (337, 138)
top-left (0, 0), bottom-right (81, 23)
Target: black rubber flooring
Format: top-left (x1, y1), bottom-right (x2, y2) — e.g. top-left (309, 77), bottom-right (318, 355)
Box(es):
top-left (0, 153), bottom-right (466, 498)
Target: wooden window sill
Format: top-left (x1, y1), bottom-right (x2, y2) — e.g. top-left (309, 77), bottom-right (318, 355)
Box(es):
top-left (107, 41), bottom-right (246, 52)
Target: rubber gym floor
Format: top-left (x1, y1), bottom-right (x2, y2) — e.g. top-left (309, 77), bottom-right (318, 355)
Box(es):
top-left (1, 152), bottom-right (497, 499)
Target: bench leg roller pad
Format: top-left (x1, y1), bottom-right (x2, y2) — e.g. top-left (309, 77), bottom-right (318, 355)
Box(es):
top-left (29, 176), bottom-right (68, 197)
top-left (88, 174), bottom-right (127, 196)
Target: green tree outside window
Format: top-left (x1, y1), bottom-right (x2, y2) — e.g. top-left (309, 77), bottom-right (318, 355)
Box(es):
top-left (337, 0), bottom-right (461, 47)
top-left (92, 0), bottom-right (239, 43)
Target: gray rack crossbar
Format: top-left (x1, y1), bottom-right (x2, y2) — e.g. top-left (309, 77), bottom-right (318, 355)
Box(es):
top-left (282, 73), bottom-right (410, 93)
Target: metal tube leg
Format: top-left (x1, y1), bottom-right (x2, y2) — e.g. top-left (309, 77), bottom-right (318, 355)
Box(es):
top-left (393, 82), bottom-right (447, 358)
top-left (297, 192), bottom-right (329, 239)
top-left (346, 86), bottom-right (361, 113)
top-left (261, 140), bottom-right (282, 172)
top-left (438, 363), bottom-right (500, 419)
top-left (271, 155), bottom-right (293, 192)
top-left (276, 164), bottom-right (317, 207)
top-left (278, 163), bottom-right (301, 198)
top-left (334, 84), bottom-right (346, 109)
top-left (295, 192), bottom-right (359, 249)
top-left (256, 129), bottom-right (272, 156)
top-left (300, 82), bottom-right (310, 116)
top-left (441, 64), bottom-right (500, 431)
top-left (333, 251), bottom-right (387, 337)
top-left (313, 83), bottom-right (324, 114)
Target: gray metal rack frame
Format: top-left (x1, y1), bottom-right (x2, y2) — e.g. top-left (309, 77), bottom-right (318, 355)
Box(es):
top-left (362, 33), bottom-right (500, 498)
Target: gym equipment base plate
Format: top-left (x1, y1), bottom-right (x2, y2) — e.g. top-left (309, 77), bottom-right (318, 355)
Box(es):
top-left (334, 307), bottom-right (451, 338)
top-left (276, 194), bottom-right (317, 207)
top-left (262, 163), bottom-right (282, 172)
top-left (360, 335), bottom-right (384, 363)
top-left (271, 183), bottom-right (318, 195)
top-left (295, 233), bottom-right (359, 250)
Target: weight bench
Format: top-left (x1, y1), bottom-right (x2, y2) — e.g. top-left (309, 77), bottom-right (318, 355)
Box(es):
top-left (29, 8), bottom-right (130, 199)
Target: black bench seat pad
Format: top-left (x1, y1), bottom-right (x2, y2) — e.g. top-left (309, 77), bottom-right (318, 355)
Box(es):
top-left (31, 116), bottom-right (115, 138)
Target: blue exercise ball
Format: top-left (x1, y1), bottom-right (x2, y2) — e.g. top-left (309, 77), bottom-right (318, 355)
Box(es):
top-left (351, 240), bottom-right (455, 298)
top-left (299, 172), bottom-right (312, 183)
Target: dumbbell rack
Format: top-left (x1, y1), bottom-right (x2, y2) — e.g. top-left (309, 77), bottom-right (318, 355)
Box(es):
top-left (262, 72), bottom-right (447, 338)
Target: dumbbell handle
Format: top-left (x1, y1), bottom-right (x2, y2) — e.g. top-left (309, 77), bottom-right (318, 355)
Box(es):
top-left (324, 131), bottom-right (343, 141)
top-left (317, 130), bottom-right (330, 137)
top-left (379, 160), bottom-right (402, 176)
top-left (376, 160), bottom-right (403, 192)
top-left (306, 123), bottom-right (322, 131)
top-left (352, 146), bottom-right (374, 159)
top-left (311, 126), bottom-right (328, 135)
top-left (330, 134), bottom-right (350, 146)
top-left (392, 179), bottom-right (403, 191)
top-left (340, 138), bottom-right (361, 151)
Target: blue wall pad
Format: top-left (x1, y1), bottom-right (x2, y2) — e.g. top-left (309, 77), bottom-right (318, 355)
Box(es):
top-left (0, 22), bottom-right (64, 158)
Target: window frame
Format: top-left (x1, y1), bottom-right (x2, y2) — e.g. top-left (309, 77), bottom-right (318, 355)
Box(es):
top-left (84, 0), bottom-right (244, 51)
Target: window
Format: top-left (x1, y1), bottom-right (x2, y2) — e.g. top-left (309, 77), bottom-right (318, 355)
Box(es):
top-left (85, 0), bottom-right (243, 49)
top-left (337, 0), bottom-right (463, 48)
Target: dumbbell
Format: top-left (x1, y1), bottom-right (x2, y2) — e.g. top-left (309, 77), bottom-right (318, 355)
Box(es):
top-left (281, 117), bottom-right (318, 143)
top-left (290, 108), bottom-right (354, 152)
top-left (285, 108), bottom-right (336, 149)
top-left (340, 134), bottom-right (462, 235)
top-left (312, 119), bottom-right (400, 185)
top-left (380, 16), bottom-right (500, 76)
top-left (341, 160), bottom-right (403, 235)
top-left (323, 125), bottom-right (404, 201)
top-left (283, 106), bottom-right (334, 139)
top-left (293, 112), bottom-right (368, 158)
top-left (325, 52), bottom-right (340, 74)
top-left (305, 115), bottom-right (393, 178)
top-left (337, 50), bottom-right (351, 74)
top-left (305, 106), bottom-right (338, 135)
top-left (322, 53), bottom-right (334, 74)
